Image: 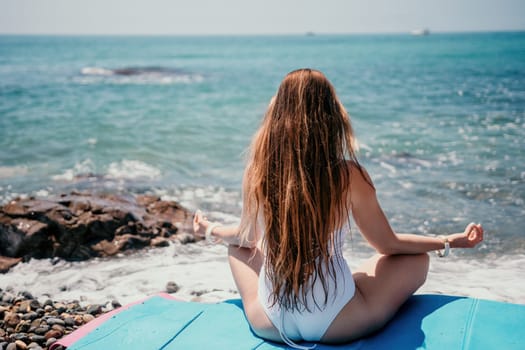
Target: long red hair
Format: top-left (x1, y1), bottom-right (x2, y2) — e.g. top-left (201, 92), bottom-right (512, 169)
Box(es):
top-left (242, 69), bottom-right (360, 310)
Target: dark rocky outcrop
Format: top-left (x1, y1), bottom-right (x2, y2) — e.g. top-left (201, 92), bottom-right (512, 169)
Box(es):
top-left (0, 192), bottom-right (194, 272)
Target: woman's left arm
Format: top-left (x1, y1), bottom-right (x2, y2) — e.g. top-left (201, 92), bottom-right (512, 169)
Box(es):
top-left (393, 223), bottom-right (484, 254)
top-left (350, 163), bottom-right (484, 255)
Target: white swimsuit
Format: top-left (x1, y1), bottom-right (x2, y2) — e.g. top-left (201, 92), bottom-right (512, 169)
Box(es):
top-left (258, 227), bottom-right (356, 349)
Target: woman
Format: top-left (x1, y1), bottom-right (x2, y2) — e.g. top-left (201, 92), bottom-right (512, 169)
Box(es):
top-left (193, 68), bottom-right (483, 348)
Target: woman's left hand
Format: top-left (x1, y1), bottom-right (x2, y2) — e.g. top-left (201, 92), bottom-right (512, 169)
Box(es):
top-left (448, 223), bottom-right (484, 249)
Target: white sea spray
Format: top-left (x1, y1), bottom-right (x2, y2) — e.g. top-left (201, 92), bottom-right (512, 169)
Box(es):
top-left (0, 241), bottom-right (523, 306)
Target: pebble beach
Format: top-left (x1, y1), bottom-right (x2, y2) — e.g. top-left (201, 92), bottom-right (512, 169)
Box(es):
top-left (1, 238), bottom-right (524, 349)
top-left (0, 287), bottom-right (109, 350)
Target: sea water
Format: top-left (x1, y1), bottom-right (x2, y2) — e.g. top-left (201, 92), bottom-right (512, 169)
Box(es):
top-left (0, 33), bottom-right (524, 304)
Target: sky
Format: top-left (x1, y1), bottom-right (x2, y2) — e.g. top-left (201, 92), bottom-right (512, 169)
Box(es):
top-left (1, 0), bottom-right (524, 35)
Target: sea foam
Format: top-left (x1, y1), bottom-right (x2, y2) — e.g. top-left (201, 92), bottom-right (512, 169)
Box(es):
top-left (81, 67), bottom-right (114, 76)
top-left (77, 66), bottom-right (204, 85)
top-left (0, 241), bottom-right (522, 306)
top-left (51, 159), bottom-right (161, 182)
top-left (0, 165), bottom-right (28, 179)
top-left (107, 160), bottom-right (161, 180)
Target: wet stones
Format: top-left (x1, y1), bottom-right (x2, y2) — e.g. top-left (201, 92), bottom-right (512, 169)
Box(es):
top-left (0, 288), bottom-right (115, 350)
top-left (165, 281), bottom-right (180, 294)
top-left (85, 305), bottom-right (102, 315)
top-left (0, 192), bottom-right (193, 272)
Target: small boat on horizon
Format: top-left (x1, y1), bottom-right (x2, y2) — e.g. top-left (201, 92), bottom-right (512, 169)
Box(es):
top-left (411, 28), bottom-right (430, 36)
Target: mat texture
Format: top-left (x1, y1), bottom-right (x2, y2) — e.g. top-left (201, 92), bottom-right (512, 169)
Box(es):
top-left (52, 293), bottom-right (525, 350)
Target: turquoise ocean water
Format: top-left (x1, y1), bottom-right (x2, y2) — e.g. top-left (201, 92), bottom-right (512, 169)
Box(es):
top-left (1, 32), bottom-right (524, 260)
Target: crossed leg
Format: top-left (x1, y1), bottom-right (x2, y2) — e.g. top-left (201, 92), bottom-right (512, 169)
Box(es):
top-left (229, 245), bottom-right (429, 345)
top-left (322, 253), bottom-right (430, 343)
top-left (228, 245), bottom-right (281, 342)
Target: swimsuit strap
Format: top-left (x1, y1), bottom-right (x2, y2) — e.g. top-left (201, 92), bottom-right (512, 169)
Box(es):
top-left (277, 309), bottom-right (317, 350)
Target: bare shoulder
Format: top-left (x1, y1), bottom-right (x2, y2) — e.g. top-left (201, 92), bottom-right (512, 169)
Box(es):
top-left (343, 160), bottom-right (376, 212)
top-left (345, 160), bottom-right (375, 192)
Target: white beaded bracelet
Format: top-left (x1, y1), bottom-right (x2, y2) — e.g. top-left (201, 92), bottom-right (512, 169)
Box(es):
top-left (436, 236), bottom-right (450, 258)
top-left (205, 222), bottom-right (222, 244)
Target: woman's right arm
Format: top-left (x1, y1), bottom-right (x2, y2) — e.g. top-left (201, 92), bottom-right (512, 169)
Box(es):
top-left (349, 163), bottom-right (483, 255)
top-left (193, 209), bottom-right (261, 248)
top-left (193, 168), bottom-right (264, 248)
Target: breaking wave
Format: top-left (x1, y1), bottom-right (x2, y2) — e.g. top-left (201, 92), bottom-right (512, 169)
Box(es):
top-left (76, 66), bottom-right (204, 85)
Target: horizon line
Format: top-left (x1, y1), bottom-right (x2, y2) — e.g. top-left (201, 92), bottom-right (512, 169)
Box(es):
top-left (1, 28), bottom-right (524, 37)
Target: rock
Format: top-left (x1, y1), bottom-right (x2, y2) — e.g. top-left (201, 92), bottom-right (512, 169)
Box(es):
top-left (12, 333), bottom-right (29, 342)
top-left (44, 328), bottom-right (62, 340)
top-left (0, 193), bottom-right (191, 272)
top-left (151, 236), bottom-right (169, 247)
top-left (0, 257), bottom-right (22, 273)
top-left (73, 315), bottom-right (83, 326)
top-left (0, 306), bottom-right (7, 318)
top-left (27, 342), bottom-right (43, 350)
top-left (4, 312), bottom-right (20, 328)
top-left (45, 337), bottom-right (56, 347)
top-left (50, 325), bottom-right (64, 335)
top-left (1, 292), bottom-right (15, 304)
top-left (81, 314), bottom-right (94, 323)
top-left (66, 302), bottom-right (79, 312)
top-left (34, 309), bottom-right (44, 317)
top-left (44, 317), bottom-right (64, 327)
top-left (14, 320), bottom-right (30, 333)
top-left (111, 300), bottom-right (121, 309)
top-left (63, 317), bottom-right (75, 327)
top-left (174, 232), bottom-right (195, 244)
top-left (166, 281), bottom-right (180, 294)
top-left (20, 312), bottom-right (37, 321)
top-left (43, 306), bottom-right (52, 313)
top-left (190, 289), bottom-right (209, 297)
top-left (20, 292), bottom-right (33, 301)
top-left (29, 335), bottom-right (46, 344)
top-left (14, 340), bottom-right (27, 350)
top-left (30, 318), bottom-right (41, 329)
top-left (6, 342), bottom-right (17, 350)
top-left (52, 303), bottom-right (66, 314)
top-left (17, 301), bottom-right (31, 314)
top-left (28, 301), bottom-right (39, 311)
top-left (33, 326), bottom-right (48, 335)
top-left (85, 305), bottom-right (102, 315)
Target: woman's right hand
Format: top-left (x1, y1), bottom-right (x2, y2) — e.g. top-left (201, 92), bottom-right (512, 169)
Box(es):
top-left (448, 223), bottom-right (484, 249)
top-left (193, 210), bottom-right (210, 239)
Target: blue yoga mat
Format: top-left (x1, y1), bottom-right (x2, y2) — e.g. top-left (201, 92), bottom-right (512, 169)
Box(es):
top-left (62, 294), bottom-right (525, 350)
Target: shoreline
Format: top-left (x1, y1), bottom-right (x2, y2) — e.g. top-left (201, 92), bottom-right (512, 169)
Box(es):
top-left (1, 242), bottom-right (524, 348)
top-left (1, 241), bottom-right (523, 306)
